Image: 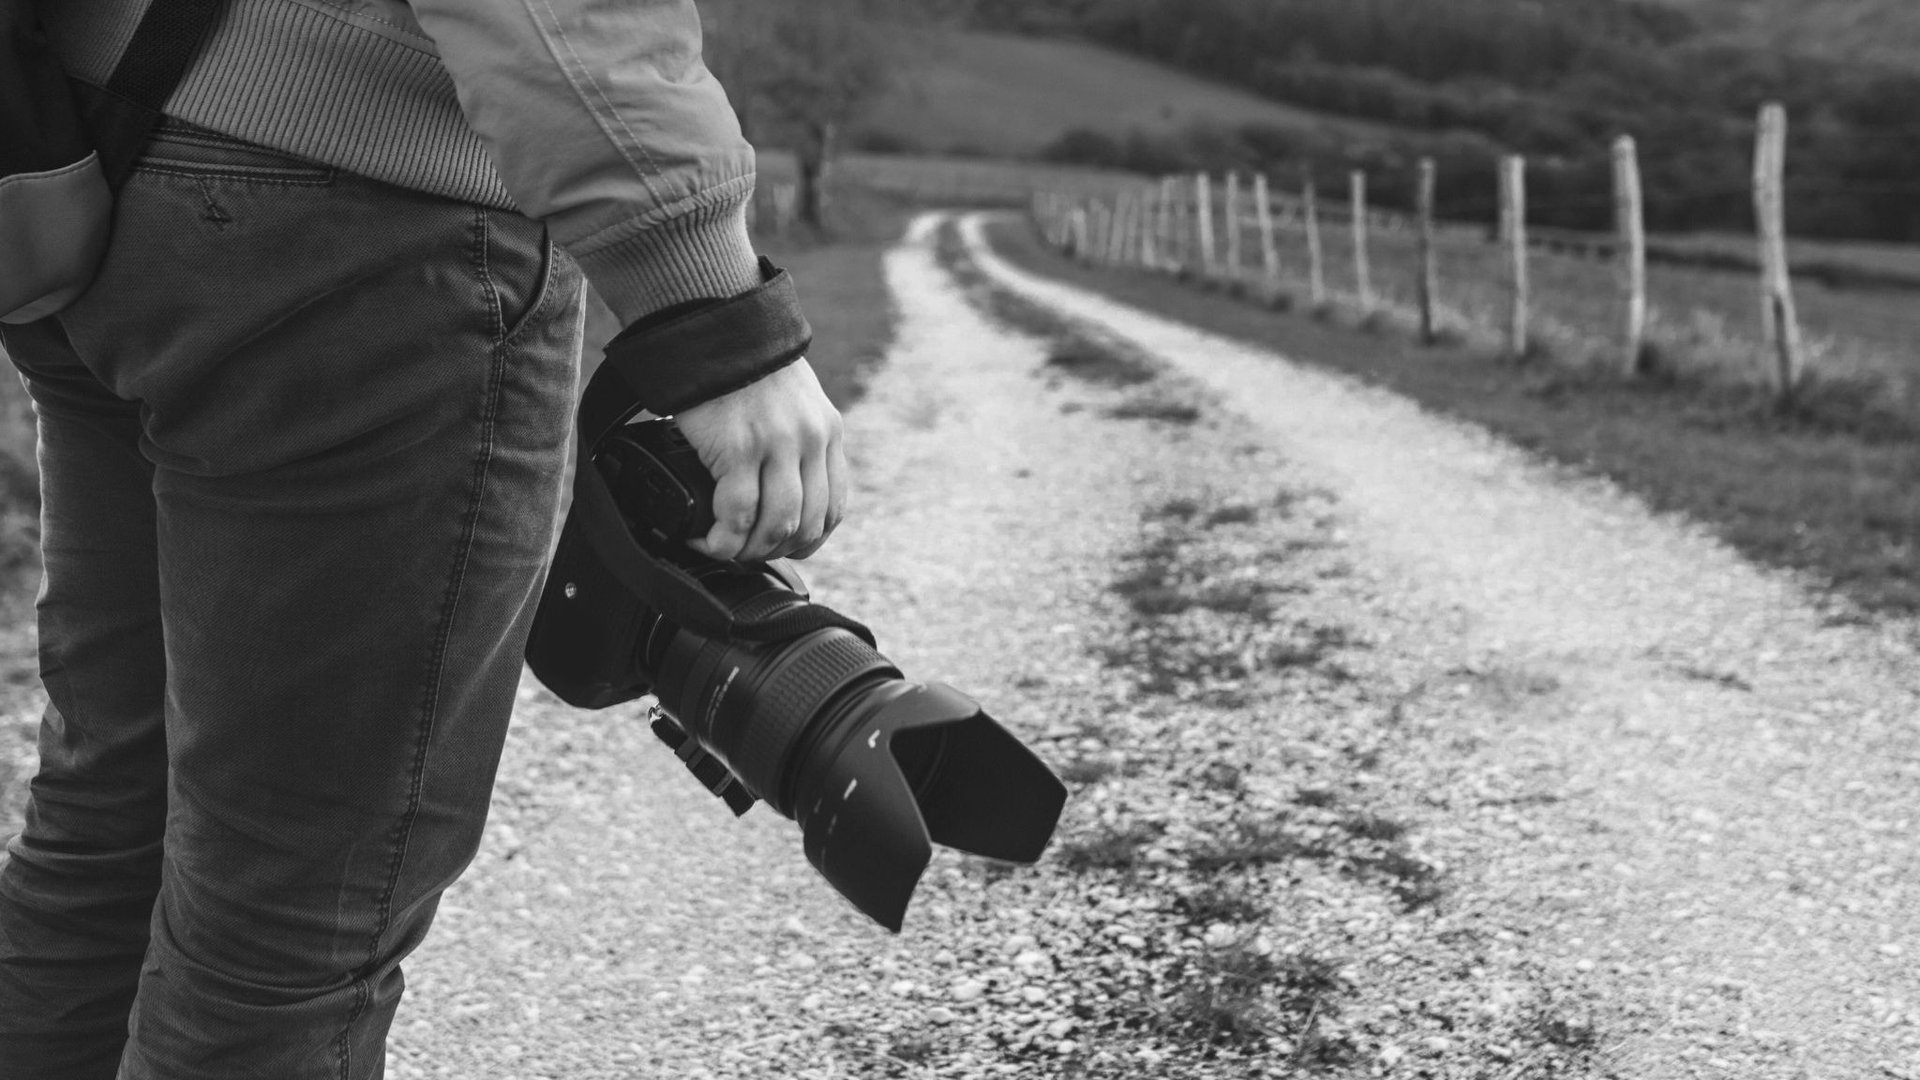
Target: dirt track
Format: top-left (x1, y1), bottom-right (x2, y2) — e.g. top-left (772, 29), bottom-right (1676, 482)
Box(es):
top-left (960, 211), bottom-right (1920, 1077)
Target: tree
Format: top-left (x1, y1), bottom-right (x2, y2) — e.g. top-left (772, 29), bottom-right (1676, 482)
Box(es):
top-left (702, 0), bottom-right (897, 229)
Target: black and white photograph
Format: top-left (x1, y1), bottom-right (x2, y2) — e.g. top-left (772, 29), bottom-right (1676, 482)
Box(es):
top-left (2, 1), bottom-right (1917, 1077)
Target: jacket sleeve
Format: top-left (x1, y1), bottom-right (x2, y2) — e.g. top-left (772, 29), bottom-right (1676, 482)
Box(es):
top-left (404, 0), bottom-right (762, 326)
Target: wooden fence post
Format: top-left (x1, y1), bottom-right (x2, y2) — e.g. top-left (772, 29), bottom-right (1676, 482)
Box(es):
top-left (1105, 194), bottom-right (1127, 265)
top-left (1161, 176), bottom-right (1180, 272)
top-left (1613, 135), bottom-right (1648, 375)
top-left (1303, 175), bottom-right (1327, 308)
top-left (1501, 155), bottom-right (1530, 359)
top-left (1130, 191), bottom-right (1146, 266)
top-left (1224, 172), bottom-right (1243, 280)
top-left (1416, 157), bottom-right (1438, 345)
top-left (1754, 102), bottom-right (1805, 398)
top-left (1147, 185), bottom-right (1162, 267)
top-left (1069, 204), bottom-right (1090, 261)
top-left (1125, 190), bottom-right (1144, 266)
top-left (1350, 170), bottom-right (1374, 312)
top-left (1195, 172), bottom-right (1217, 279)
top-left (1159, 175), bottom-right (1175, 269)
top-left (1254, 173), bottom-right (1279, 285)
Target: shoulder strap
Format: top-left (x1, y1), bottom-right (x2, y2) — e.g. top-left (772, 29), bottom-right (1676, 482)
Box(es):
top-left (106, 0), bottom-right (223, 109)
top-left (69, 0), bottom-right (224, 187)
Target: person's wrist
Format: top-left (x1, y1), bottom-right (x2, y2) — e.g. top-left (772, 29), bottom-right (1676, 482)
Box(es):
top-left (598, 258), bottom-right (812, 417)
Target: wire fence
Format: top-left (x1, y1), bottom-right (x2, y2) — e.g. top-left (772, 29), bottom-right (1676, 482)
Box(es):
top-left (1028, 104), bottom-right (1920, 416)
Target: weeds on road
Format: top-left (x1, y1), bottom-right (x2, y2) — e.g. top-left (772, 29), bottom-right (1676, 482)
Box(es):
top-left (1105, 398), bottom-right (1203, 425)
top-left (931, 220), bottom-right (1165, 394)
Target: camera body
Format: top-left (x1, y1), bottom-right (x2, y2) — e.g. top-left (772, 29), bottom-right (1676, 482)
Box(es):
top-left (594, 419), bottom-right (716, 547)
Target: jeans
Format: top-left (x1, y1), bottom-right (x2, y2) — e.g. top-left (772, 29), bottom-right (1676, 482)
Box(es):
top-left (0, 122), bottom-right (583, 1078)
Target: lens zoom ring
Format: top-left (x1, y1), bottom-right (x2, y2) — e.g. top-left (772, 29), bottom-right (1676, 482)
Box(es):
top-left (732, 630), bottom-right (892, 800)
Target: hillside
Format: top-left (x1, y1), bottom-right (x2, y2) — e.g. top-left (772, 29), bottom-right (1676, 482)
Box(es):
top-left (941, 1), bottom-right (1920, 243)
top-left (854, 29), bottom-right (1392, 159)
top-left (1649, 0), bottom-right (1920, 63)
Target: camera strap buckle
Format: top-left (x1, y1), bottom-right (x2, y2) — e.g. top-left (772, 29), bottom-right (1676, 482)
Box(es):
top-left (646, 702), bottom-right (756, 817)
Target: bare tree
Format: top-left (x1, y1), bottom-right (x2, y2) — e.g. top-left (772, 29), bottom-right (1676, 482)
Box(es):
top-left (702, 0), bottom-right (896, 229)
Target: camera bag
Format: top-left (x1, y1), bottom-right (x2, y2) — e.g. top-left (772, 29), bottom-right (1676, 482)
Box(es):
top-left (1, 0), bottom-right (222, 324)
top-left (527, 257), bottom-right (875, 709)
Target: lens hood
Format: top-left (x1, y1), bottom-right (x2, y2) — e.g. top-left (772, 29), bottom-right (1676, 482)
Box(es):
top-left (795, 682), bottom-right (1068, 932)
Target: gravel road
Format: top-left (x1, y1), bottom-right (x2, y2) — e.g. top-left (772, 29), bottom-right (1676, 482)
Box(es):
top-left (958, 212), bottom-right (1920, 1077)
top-left (6, 209), bottom-right (1913, 1078)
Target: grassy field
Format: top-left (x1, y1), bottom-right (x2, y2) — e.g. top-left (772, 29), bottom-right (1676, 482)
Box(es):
top-left (1651, 231), bottom-right (1920, 286)
top-left (857, 29), bottom-right (1393, 159)
top-left (1652, 0), bottom-right (1920, 62)
top-left (988, 215), bottom-right (1920, 618)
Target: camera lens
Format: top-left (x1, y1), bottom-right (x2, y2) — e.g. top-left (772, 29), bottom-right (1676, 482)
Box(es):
top-left (641, 568), bottom-right (900, 816)
top-left (637, 569), bottom-right (1065, 930)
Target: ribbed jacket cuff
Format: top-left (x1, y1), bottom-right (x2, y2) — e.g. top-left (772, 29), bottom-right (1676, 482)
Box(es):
top-left (574, 196), bottom-right (764, 326)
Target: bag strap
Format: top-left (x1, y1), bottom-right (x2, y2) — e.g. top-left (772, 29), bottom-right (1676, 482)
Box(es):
top-left (568, 263), bottom-right (877, 648)
top-left (107, 0), bottom-right (223, 108)
top-left (68, 0), bottom-right (224, 187)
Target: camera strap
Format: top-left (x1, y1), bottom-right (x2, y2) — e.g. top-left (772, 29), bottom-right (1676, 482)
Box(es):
top-left (568, 260), bottom-right (877, 648)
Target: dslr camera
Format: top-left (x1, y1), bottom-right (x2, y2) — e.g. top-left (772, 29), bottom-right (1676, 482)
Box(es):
top-left (526, 417), bottom-right (1067, 932)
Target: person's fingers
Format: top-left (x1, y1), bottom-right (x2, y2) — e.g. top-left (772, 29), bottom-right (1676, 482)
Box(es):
top-left (825, 427), bottom-right (848, 536)
top-left (689, 461), bottom-right (760, 561)
top-left (739, 453), bottom-right (804, 562)
top-left (787, 443), bottom-right (833, 560)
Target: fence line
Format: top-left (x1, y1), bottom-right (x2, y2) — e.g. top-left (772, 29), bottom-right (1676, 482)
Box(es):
top-left (1024, 102), bottom-right (1908, 405)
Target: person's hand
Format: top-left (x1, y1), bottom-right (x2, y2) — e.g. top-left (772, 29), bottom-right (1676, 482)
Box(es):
top-left (672, 358), bottom-right (847, 562)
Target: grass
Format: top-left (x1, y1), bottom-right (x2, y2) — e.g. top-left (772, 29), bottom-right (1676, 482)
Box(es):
top-left (1353, 846), bottom-right (1447, 912)
top-left (1146, 947), bottom-right (1356, 1064)
top-left (988, 217), bottom-right (1920, 617)
top-left (0, 371), bottom-right (38, 595)
top-left (1651, 0), bottom-right (1920, 63)
top-left (1175, 880), bottom-right (1267, 925)
top-left (1105, 398), bottom-right (1203, 425)
top-left (1054, 820), bottom-right (1165, 872)
top-left (1188, 819), bottom-right (1325, 872)
top-left (1160, 946), bottom-right (1286, 1048)
top-left (854, 28), bottom-right (1397, 160)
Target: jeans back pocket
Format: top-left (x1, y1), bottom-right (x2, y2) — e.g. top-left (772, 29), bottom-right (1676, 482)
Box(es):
top-left (134, 121), bottom-right (336, 186)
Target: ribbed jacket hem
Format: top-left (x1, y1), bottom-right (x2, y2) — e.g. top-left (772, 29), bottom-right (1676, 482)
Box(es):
top-left (575, 189), bottom-right (764, 326)
top-left (45, 0), bottom-right (516, 209)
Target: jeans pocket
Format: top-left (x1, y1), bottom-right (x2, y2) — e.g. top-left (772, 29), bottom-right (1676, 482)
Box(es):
top-left (133, 121), bottom-right (336, 186)
top-left (484, 209), bottom-right (559, 346)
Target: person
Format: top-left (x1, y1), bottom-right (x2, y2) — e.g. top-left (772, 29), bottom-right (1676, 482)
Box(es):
top-left (0, 1), bottom-right (848, 1076)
